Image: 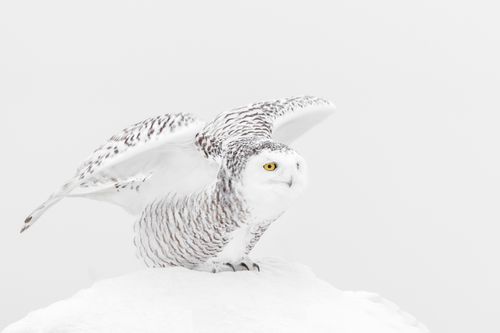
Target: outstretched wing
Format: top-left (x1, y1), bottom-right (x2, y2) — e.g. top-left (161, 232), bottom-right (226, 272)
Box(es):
top-left (22, 113), bottom-right (217, 232)
top-left (196, 95), bottom-right (335, 158)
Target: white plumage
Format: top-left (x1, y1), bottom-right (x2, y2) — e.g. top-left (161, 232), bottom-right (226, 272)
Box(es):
top-left (22, 96), bottom-right (335, 272)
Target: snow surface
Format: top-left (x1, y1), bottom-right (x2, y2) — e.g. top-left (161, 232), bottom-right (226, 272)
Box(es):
top-left (3, 258), bottom-right (429, 333)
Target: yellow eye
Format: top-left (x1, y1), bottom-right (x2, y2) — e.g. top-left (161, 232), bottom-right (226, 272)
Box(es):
top-left (263, 162), bottom-right (277, 171)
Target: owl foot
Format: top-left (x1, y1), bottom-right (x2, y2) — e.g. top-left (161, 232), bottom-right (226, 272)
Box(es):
top-left (200, 259), bottom-right (260, 273)
top-left (225, 259), bottom-right (260, 272)
top-left (202, 262), bottom-right (236, 273)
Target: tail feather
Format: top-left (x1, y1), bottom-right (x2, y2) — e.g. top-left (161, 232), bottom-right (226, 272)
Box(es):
top-left (21, 195), bottom-right (64, 233)
top-left (21, 182), bottom-right (75, 233)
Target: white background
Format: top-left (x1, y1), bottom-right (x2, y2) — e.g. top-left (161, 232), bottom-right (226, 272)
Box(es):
top-left (1, 1), bottom-right (499, 332)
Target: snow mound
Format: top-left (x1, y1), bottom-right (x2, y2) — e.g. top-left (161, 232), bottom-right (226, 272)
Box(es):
top-left (3, 258), bottom-right (429, 333)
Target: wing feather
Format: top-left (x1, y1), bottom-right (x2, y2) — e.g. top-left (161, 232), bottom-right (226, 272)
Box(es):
top-left (22, 113), bottom-right (216, 232)
top-left (76, 113), bottom-right (204, 180)
top-left (196, 96), bottom-right (335, 158)
top-left (22, 96), bottom-right (333, 232)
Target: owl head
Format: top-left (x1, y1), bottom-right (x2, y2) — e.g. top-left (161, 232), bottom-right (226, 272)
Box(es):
top-left (221, 138), bottom-right (307, 218)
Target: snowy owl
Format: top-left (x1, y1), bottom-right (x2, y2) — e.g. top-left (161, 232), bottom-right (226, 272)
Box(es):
top-left (22, 96), bottom-right (335, 272)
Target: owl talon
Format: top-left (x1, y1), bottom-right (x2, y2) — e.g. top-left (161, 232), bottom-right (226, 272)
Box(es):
top-left (239, 262), bottom-right (250, 271)
top-left (252, 263), bottom-right (260, 272)
top-left (225, 263), bottom-right (236, 272)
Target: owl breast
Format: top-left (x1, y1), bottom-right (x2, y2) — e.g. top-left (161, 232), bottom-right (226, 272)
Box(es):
top-left (134, 168), bottom-right (287, 269)
top-left (134, 180), bottom-right (249, 268)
